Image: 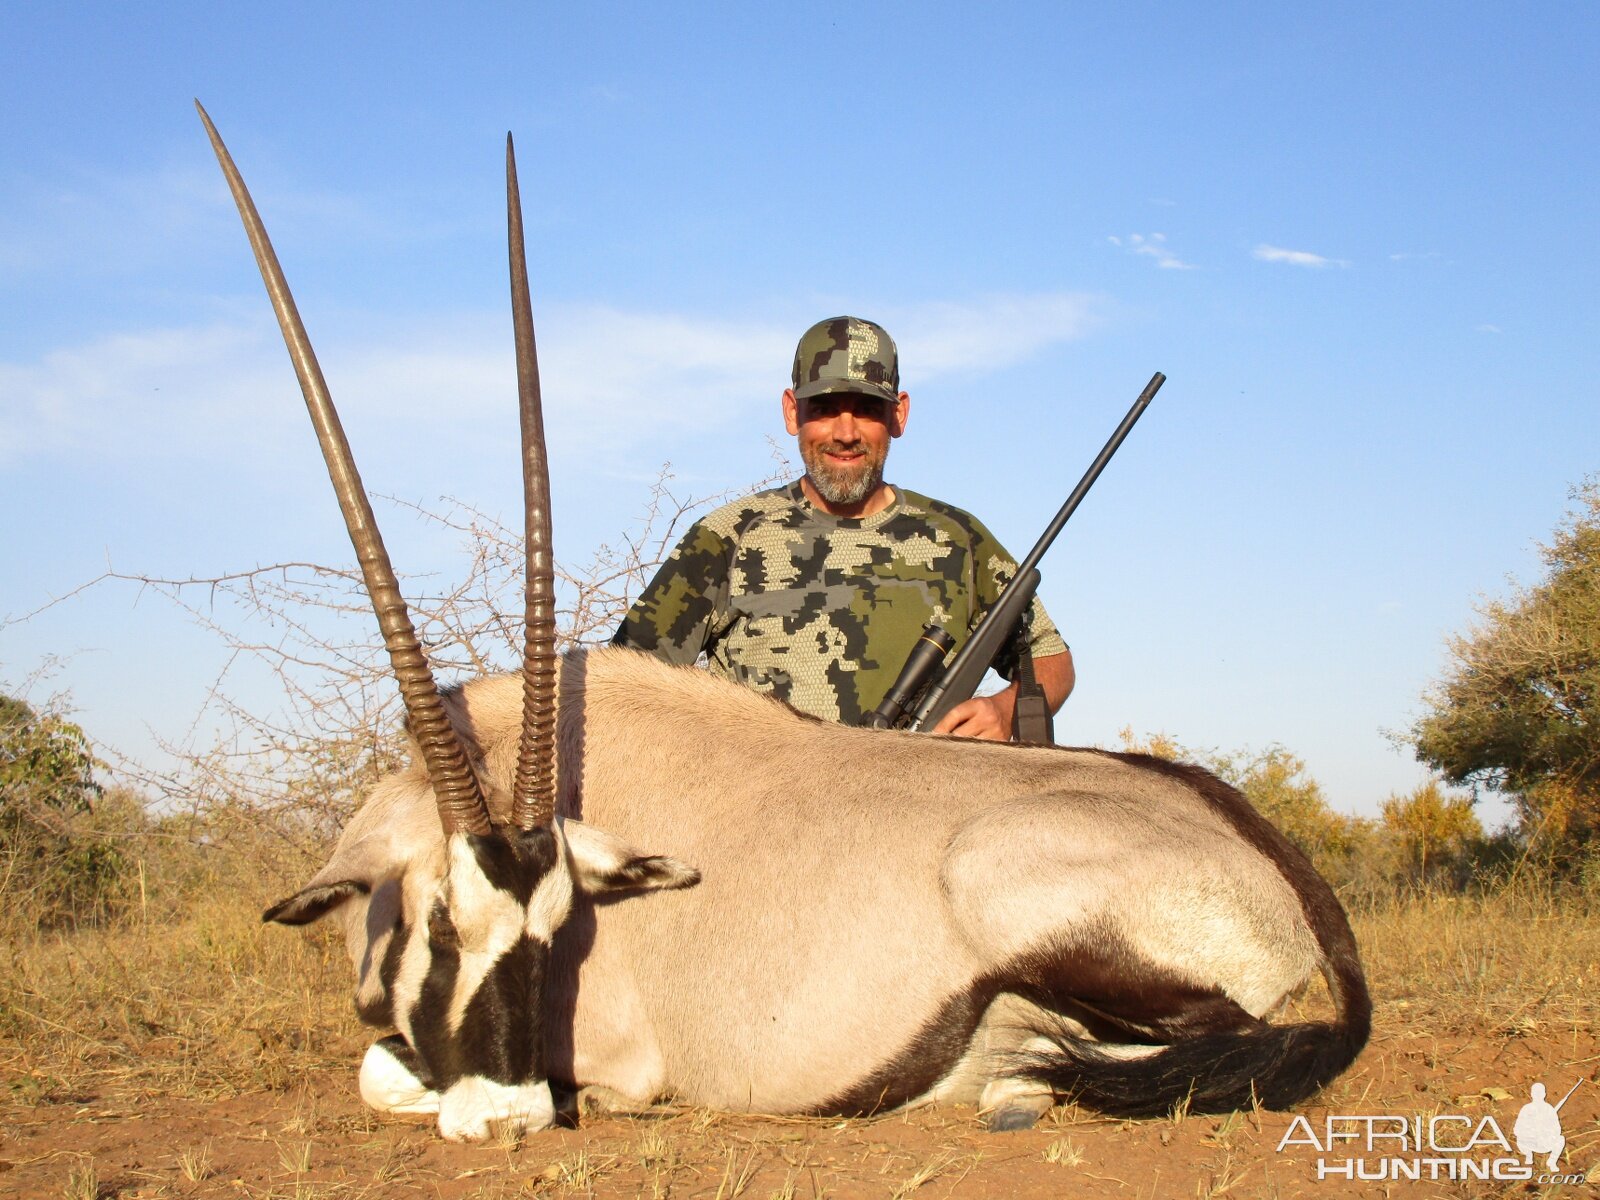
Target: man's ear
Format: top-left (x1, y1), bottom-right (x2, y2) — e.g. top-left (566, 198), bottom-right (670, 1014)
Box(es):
top-left (890, 390), bottom-right (910, 438)
top-left (782, 388), bottom-right (801, 435)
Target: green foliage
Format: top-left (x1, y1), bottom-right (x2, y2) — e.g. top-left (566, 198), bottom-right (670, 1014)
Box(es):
top-left (0, 693), bottom-right (101, 818)
top-left (1412, 476), bottom-right (1600, 865)
top-left (1379, 780), bottom-right (1485, 887)
top-left (0, 693), bottom-right (132, 927)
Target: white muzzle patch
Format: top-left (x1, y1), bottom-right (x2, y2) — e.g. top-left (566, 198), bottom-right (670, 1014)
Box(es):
top-left (359, 1039), bottom-right (440, 1115)
top-left (438, 1075), bottom-right (556, 1143)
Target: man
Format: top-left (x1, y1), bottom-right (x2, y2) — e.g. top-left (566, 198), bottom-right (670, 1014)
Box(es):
top-left (613, 315), bottom-right (1074, 740)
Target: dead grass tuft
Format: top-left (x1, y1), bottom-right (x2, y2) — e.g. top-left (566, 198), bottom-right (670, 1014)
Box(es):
top-left (1042, 1135), bottom-right (1085, 1166)
top-left (176, 1140), bottom-right (213, 1182)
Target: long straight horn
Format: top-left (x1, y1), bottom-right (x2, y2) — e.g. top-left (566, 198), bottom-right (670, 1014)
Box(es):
top-left (504, 135), bottom-right (558, 830)
top-left (196, 101), bottom-right (491, 838)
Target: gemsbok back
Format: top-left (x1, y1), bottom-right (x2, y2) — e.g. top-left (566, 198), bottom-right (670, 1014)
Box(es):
top-left (199, 105), bottom-right (1371, 1143)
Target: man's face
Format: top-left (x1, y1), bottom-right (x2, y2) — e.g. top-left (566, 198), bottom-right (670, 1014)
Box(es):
top-left (783, 390), bottom-right (909, 508)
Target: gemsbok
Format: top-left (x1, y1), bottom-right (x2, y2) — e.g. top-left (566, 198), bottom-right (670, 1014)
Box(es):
top-left (199, 104), bottom-right (1371, 1143)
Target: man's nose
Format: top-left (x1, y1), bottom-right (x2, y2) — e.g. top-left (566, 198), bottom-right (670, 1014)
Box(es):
top-left (833, 410), bottom-right (858, 441)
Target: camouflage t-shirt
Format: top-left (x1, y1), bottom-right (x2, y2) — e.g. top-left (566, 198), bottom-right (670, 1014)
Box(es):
top-left (612, 481), bottom-right (1068, 724)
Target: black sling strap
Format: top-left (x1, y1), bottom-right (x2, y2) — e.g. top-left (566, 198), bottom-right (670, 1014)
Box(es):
top-left (1011, 643), bottom-right (1054, 745)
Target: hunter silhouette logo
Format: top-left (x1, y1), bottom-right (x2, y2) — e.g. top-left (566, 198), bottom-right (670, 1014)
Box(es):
top-left (1515, 1080), bottom-right (1579, 1170)
top-left (1278, 1076), bottom-right (1588, 1185)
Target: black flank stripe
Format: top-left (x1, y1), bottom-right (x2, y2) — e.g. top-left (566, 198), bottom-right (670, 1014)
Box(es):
top-left (818, 985), bottom-right (996, 1116)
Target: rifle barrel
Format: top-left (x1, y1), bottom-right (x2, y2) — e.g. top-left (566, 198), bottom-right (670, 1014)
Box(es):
top-left (1010, 371), bottom-right (1164, 584)
top-left (906, 371), bottom-right (1165, 732)
top-left (1554, 1079), bottom-right (1582, 1111)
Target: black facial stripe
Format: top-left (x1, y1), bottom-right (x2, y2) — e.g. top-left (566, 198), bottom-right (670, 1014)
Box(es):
top-left (409, 899), bottom-right (465, 1085)
top-left (386, 829), bottom-right (565, 1091)
top-left (467, 826), bottom-right (561, 905)
top-left (403, 903), bottom-right (554, 1090)
top-left (454, 934), bottom-right (549, 1085)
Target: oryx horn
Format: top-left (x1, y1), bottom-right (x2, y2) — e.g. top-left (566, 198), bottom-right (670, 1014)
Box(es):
top-left (196, 101), bottom-right (491, 837)
top-left (504, 134), bottom-right (558, 830)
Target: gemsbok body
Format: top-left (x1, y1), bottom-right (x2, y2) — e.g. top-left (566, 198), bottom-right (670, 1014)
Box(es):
top-left (199, 105), bottom-right (1371, 1143)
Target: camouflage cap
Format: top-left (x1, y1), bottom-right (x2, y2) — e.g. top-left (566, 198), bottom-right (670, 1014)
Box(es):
top-left (791, 316), bottom-right (901, 404)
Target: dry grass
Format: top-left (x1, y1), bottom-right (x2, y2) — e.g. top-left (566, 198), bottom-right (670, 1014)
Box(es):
top-left (1041, 1135), bottom-right (1085, 1165)
top-left (0, 895), bottom-right (359, 1108)
top-left (1352, 884), bottom-right (1600, 1031)
top-left (2, 880), bottom-right (1596, 1198)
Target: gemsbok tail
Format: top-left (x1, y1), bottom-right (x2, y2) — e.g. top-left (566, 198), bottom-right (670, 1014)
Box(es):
top-left (1025, 957), bottom-right (1369, 1116)
top-left (1019, 853), bottom-right (1372, 1117)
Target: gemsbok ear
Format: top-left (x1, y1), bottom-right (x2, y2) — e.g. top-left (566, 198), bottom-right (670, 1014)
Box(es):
top-left (561, 820), bottom-right (701, 896)
top-left (263, 879), bottom-right (369, 925)
top-left (262, 832), bottom-right (403, 924)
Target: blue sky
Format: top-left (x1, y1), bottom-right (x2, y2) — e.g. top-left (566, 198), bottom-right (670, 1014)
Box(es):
top-left (4, 3), bottom-right (1596, 825)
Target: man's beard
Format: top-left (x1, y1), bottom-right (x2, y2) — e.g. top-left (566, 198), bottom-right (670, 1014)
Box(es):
top-left (801, 440), bottom-right (886, 506)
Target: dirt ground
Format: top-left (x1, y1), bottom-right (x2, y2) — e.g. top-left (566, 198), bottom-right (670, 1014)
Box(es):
top-left (4, 886), bottom-right (1596, 1198)
top-left (3, 1020), bottom-right (1595, 1200)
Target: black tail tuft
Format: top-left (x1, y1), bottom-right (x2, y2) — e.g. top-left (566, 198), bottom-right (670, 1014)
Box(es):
top-left (1017, 1010), bottom-right (1369, 1118)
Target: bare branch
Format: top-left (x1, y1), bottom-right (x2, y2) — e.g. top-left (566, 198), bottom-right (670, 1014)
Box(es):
top-left (25, 468), bottom-right (791, 845)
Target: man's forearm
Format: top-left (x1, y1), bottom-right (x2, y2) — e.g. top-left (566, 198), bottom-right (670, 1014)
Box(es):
top-left (993, 648), bottom-right (1075, 720)
top-left (1034, 649), bottom-right (1075, 714)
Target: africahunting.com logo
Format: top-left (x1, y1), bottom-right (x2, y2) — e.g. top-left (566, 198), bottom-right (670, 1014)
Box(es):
top-left (1278, 1078), bottom-right (1588, 1185)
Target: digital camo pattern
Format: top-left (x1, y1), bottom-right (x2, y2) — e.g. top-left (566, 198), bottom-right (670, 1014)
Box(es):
top-left (791, 316), bottom-right (900, 402)
top-left (613, 482), bottom-right (1068, 724)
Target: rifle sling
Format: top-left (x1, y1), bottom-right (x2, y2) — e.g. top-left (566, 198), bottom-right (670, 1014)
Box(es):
top-left (1011, 643), bottom-right (1053, 745)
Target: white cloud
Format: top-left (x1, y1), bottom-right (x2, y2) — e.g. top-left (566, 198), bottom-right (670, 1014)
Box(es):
top-left (0, 322), bottom-right (302, 465)
top-left (1252, 243), bottom-right (1348, 269)
top-left (1109, 233), bottom-right (1194, 270)
top-left (884, 293), bottom-right (1102, 377)
top-left (1476, 323), bottom-right (1503, 335)
top-left (0, 293), bottom-right (1105, 466)
top-left (0, 162), bottom-right (224, 276)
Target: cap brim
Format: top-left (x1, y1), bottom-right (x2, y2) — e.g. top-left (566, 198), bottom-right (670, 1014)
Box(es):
top-left (792, 378), bottom-right (900, 404)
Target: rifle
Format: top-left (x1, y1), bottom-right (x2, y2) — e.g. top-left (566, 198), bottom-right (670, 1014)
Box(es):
top-left (862, 371), bottom-right (1166, 736)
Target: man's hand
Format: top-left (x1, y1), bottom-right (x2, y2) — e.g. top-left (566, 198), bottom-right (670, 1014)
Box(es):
top-left (929, 649), bottom-right (1075, 741)
top-left (932, 693), bottom-right (1015, 740)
